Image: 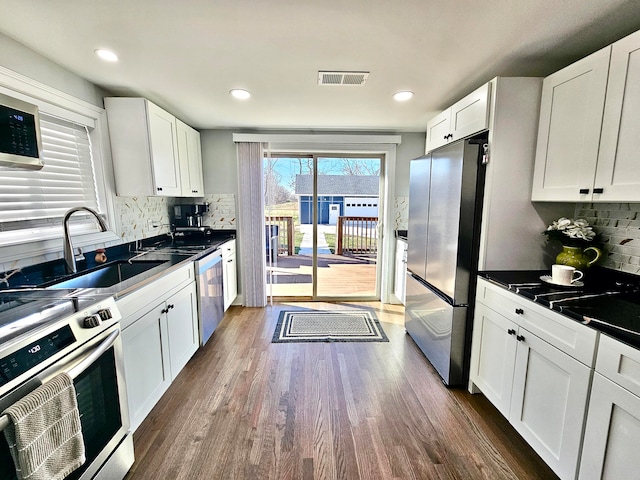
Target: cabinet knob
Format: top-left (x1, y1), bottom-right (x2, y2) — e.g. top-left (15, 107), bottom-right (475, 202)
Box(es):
top-left (443, 135), bottom-right (448, 140)
top-left (579, 188), bottom-right (590, 194)
top-left (507, 328), bottom-right (516, 335)
top-left (515, 308), bottom-right (524, 315)
top-left (161, 307), bottom-right (168, 314)
top-left (516, 334), bottom-right (525, 342)
top-left (593, 188), bottom-right (604, 194)
top-left (157, 187), bottom-right (163, 191)
top-left (168, 304), bottom-right (175, 310)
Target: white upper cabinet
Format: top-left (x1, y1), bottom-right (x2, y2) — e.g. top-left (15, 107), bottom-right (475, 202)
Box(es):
top-left (532, 28), bottom-right (640, 202)
top-left (531, 47), bottom-right (610, 201)
top-left (594, 29), bottom-right (640, 201)
top-left (425, 83), bottom-right (491, 153)
top-left (105, 97), bottom-right (204, 197)
top-left (176, 119), bottom-right (204, 197)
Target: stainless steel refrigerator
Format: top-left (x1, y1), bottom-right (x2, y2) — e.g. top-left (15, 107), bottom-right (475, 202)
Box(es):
top-left (405, 137), bottom-right (485, 386)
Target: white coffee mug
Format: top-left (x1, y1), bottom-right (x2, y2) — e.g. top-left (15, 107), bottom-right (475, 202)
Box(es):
top-left (551, 264), bottom-right (583, 285)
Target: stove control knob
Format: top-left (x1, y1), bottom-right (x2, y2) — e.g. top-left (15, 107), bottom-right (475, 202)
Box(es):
top-left (83, 314), bottom-right (103, 328)
top-left (97, 308), bottom-right (113, 320)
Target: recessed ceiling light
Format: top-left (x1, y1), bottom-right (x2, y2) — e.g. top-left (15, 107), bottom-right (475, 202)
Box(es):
top-left (94, 49), bottom-right (118, 62)
top-left (230, 89), bottom-right (251, 100)
top-left (393, 91), bottom-right (414, 102)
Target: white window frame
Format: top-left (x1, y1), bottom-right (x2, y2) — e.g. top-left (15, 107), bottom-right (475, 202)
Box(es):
top-left (0, 66), bottom-right (118, 265)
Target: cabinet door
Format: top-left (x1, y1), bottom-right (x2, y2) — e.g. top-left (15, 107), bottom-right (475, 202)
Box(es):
top-left (176, 119), bottom-right (204, 197)
top-left (166, 282), bottom-right (199, 379)
top-left (223, 252), bottom-right (237, 311)
top-left (510, 329), bottom-right (591, 480)
top-left (394, 239), bottom-right (407, 305)
top-left (425, 109), bottom-right (451, 153)
top-left (578, 373), bottom-right (640, 480)
top-left (594, 29), bottom-right (640, 201)
top-left (450, 82), bottom-right (490, 142)
top-left (531, 46), bottom-right (611, 201)
top-left (469, 303), bottom-right (518, 417)
top-left (121, 304), bottom-right (170, 432)
top-left (146, 102), bottom-right (181, 196)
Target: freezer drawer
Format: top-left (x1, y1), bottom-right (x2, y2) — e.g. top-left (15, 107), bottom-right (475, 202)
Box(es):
top-left (404, 273), bottom-right (468, 385)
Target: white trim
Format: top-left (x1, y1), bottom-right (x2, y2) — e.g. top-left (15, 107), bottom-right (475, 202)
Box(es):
top-left (232, 133), bottom-right (402, 145)
top-left (239, 133), bottom-right (398, 304)
top-left (0, 230), bottom-right (120, 265)
top-left (0, 65), bottom-right (103, 117)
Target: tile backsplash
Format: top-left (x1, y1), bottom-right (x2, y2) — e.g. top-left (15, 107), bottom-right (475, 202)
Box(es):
top-left (113, 193), bottom-right (237, 242)
top-left (394, 196), bottom-right (408, 230)
top-left (113, 195), bottom-right (176, 242)
top-left (576, 203), bottom-right (640, 275)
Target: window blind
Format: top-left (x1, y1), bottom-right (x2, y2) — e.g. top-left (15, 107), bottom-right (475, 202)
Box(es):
top-left (0, 113), bottom-right (100, 229)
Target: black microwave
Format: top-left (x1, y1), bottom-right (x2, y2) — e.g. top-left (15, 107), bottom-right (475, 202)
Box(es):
top-left (0, 92), bottom-right (44, 170)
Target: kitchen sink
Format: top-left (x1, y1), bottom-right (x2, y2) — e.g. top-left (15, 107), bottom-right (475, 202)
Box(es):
top-left (48, 260), bottom-right (167, 289)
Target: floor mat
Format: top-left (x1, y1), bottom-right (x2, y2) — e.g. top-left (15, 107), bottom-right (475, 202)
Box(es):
top-left (272, 310), bottom-right (389, 343)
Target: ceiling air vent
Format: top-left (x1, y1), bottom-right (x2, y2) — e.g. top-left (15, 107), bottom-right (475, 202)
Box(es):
top-left (318, 71), bottom-right (370, 86)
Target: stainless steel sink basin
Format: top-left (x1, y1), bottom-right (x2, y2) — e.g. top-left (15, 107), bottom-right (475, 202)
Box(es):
top-left (48, 260), bottom-right (167, 289)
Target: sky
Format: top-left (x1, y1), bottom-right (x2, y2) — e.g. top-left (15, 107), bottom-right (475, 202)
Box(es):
top-left (264, 156), bottom-right (381, 193)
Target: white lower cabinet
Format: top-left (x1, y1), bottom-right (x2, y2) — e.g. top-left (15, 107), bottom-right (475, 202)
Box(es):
top-left (221, 239), bottom-right (237, 311)
top-left (470, 278), bottom-right (596, 480)
top-left (579, 334), bottom-right (640, 479)
top-left (118, 264), bottom-right (199, 432)
top-left (165, 283), bottom-right (199, 377)
top-left (509, 328), bottom-right (591, 480)
top-left (394, 238), bottom-right (407, 305)
top-left (121, 303), bottom-right (170, 432)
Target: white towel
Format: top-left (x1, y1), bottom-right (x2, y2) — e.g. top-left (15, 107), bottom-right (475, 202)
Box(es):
top-left (2, 372), bottom-right (85, 480)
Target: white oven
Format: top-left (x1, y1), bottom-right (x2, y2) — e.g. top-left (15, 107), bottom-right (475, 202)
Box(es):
top-left (0, 293), bottom-right (133, 480)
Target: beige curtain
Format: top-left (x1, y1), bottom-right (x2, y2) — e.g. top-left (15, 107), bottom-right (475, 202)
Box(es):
top-left (236, 142), bottom-right (266, 307)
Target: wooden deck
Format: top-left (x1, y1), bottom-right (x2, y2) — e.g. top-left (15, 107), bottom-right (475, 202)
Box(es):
top-left (126, 302), bottom-right (558, 480)
top-left (266, 253), bottom-right (377, 298)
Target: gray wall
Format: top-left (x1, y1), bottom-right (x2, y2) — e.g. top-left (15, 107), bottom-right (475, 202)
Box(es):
top-left (200, 129), bottom-right (425, 197)
top-left (0, 32), bottom-right (109, 107)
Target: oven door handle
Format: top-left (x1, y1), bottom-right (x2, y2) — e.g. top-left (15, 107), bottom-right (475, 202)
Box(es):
top-left (66, 328), bottom-right (120, 379)
top-left (0, 328), bottom-right (120, 432)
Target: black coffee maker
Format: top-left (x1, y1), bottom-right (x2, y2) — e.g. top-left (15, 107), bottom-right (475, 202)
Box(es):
top-left (172, 203), bottom-right (210, 231)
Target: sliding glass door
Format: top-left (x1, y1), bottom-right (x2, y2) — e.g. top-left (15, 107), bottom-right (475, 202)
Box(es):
top-left (264, 153), bottom-right (383, 301)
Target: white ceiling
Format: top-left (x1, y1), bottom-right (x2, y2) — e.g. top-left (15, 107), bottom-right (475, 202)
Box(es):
top-left (2, 0), bottom-right (640, 132)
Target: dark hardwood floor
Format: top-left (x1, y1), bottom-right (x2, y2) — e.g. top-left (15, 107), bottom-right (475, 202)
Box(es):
top-left (125, 302), bottom-right (559, 480)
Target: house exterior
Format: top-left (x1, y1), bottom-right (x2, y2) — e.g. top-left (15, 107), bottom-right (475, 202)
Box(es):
top-left (294, 174), bottom-right (379, 224)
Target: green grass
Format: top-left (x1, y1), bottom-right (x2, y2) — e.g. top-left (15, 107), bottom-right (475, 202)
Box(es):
top-left (324, 233), bottom-right (336, 254)
top-left (266, 202), bottom-right (298, 223)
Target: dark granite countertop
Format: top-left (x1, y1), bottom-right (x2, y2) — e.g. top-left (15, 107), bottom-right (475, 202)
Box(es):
top-left (0, 230), bottom-right (236, 291)
top-left (480, 269), bottom-right (640, 349)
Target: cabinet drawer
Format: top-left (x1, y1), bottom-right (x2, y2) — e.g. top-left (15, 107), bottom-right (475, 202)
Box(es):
top-left (221, 239), bottom-right (236, 258)
top-left (117, 262), bottom-right (194, 326)
top-left (476, 278), bottom-right (597, 365)
top-left (596, 334), bottom-right (640, 397)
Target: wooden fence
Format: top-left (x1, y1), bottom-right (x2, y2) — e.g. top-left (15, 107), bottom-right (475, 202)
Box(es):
top-left (337, 216), bottom-right (378, 256)
top-left (265, 216), bottom-right (294, 256)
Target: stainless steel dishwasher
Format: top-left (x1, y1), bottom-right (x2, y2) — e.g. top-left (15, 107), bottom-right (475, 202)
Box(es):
top-left (195, 249), bottom-right (224, 345)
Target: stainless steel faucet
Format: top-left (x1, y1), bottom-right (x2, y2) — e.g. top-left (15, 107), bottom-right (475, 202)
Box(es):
top-left (63, 207), bottom-right (108, 273)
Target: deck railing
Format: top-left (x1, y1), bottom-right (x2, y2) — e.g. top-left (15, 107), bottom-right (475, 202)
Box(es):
top-left (337, 216), bottom-right (378, 256)
top-left (265, 216), bottom-right (294, 256)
